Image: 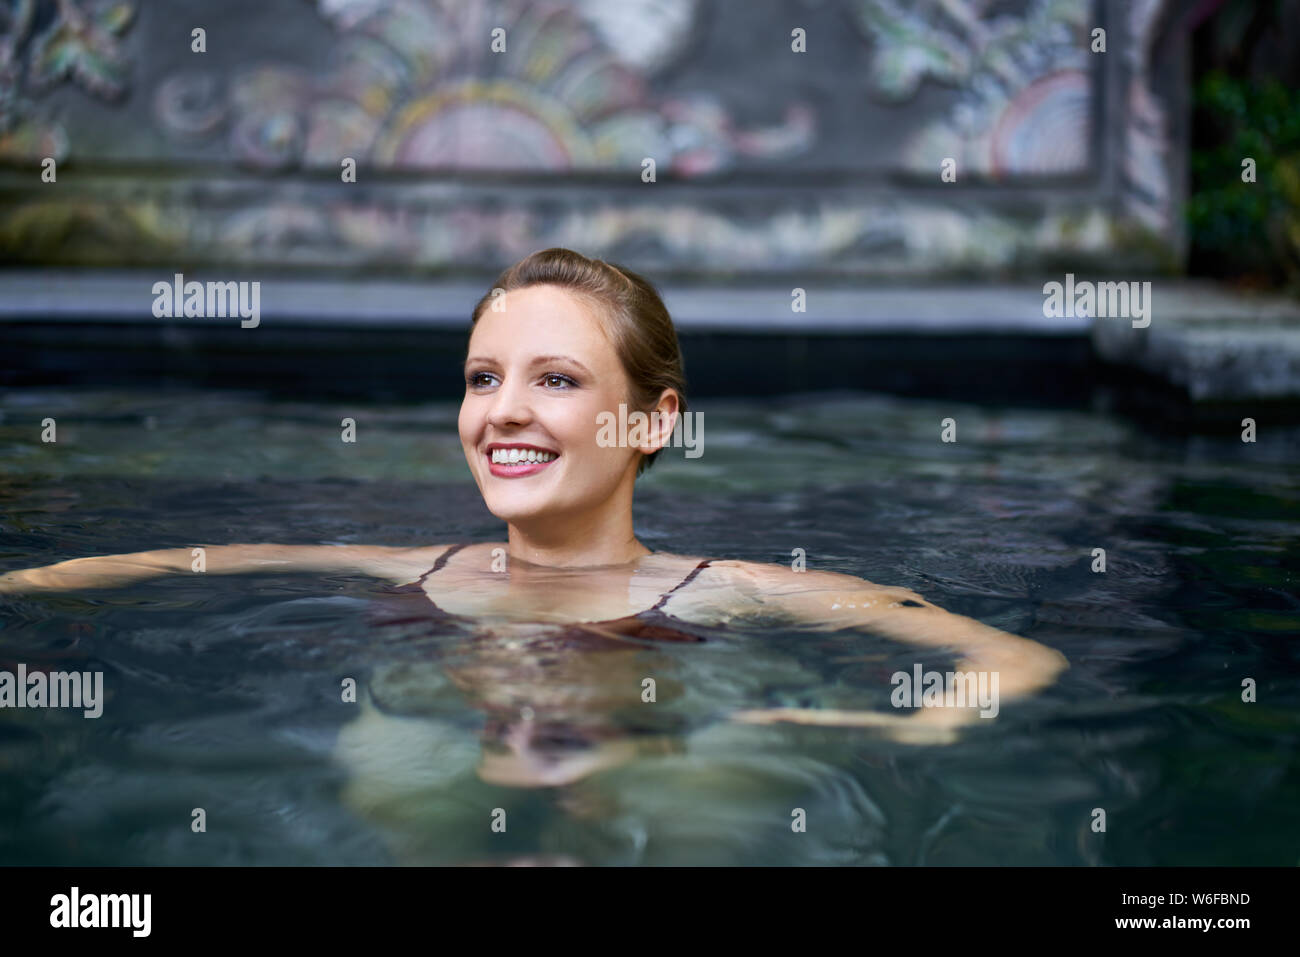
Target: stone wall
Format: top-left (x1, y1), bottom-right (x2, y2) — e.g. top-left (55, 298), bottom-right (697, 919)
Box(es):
top-left (0, 0), bottom-right (1195, 278)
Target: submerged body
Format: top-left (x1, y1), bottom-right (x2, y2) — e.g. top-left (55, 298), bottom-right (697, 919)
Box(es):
top-left (0, 539), bottom-right (1068, 735)
top-left (0, 538), bottom-right (1069, 860)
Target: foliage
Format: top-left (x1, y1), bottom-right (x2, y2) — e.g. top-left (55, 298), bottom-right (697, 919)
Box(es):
top-left (1188, 70), bottom-right (1300, 292)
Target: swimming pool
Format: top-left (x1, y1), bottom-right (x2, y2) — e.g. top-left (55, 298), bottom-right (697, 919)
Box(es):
top-left (1, 386), bottom-right (1296, 865)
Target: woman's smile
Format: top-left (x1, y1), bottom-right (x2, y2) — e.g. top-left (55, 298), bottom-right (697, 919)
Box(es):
top-left (486, 442), bottom-right (561, 478)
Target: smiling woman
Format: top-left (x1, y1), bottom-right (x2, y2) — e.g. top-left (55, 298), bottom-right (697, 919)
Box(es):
top-left (0, 247), bottom-right (1068, 782)
top-left (458, 254), bottom-right (683, 567)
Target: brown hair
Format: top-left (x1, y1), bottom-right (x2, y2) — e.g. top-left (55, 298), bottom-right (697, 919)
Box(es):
top-left (469, 247), bottom-right (687, 477)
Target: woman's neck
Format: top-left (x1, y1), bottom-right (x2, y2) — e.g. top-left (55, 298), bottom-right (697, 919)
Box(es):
top-left (504, 511), bottom-right (650, 568)
top-left (504, 532), bottom-right (650, 568)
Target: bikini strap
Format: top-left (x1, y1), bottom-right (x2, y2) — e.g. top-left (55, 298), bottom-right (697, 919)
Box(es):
top-left (415, 542), bottom-right (471, 585)
top-left (648, 559), bottom-right (712, 612)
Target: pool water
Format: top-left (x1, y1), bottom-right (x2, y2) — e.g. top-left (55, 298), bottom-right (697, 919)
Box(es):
top-left (1, 387), bottom-right (1297, 865)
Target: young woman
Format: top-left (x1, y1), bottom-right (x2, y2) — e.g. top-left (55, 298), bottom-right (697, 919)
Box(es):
top-left (0, 248), bottom-right (1068, 776)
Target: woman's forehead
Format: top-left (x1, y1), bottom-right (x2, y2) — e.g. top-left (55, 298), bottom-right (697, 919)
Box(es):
top-left (471, 286), bottom-right (615, 356)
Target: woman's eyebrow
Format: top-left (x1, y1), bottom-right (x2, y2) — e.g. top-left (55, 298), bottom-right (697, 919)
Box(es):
top-left (530, 355), bottom-right (592, 375)
top-left (464, 354), bottom-right (593, 376)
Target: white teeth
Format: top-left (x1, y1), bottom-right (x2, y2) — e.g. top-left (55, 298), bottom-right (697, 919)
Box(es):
top-left (490, 448), bottom-right (557, 464)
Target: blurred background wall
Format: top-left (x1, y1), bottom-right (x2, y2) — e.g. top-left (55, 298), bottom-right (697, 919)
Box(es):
top-left (0, 0), bottom-right (1205, 279)
top-left (2, 0), bottom-right (1298, 408)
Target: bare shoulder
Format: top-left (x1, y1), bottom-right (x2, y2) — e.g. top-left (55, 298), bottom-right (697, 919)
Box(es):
top-left (224, 543), bottom-right (458, 584)
top-left (211, 542), bottom-right (462, 584)
top-left (683, 559), bottom-right (941, 628)
top-left (702, 558), bottom-right (930, 601)
top-left (356, 544), bottom-right (458, 584)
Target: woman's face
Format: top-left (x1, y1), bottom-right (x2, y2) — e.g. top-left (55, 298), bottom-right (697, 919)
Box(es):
top-left (459, 284), bottom-right (643, 526)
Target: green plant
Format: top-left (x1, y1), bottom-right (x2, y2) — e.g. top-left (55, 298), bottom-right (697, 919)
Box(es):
top-left (1188, 70), bottom-right (1300, 293)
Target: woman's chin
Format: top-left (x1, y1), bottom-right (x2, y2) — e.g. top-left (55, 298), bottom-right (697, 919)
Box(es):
top-left (485, 496), bottom-right (554, 524)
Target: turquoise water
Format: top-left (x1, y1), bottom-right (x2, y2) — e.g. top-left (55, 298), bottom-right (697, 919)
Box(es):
top-left (1, 387), bottom-right (1297, 864)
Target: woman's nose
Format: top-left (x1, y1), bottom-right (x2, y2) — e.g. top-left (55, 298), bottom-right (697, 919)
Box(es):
top-left (485, 376), bottom-right (533, 428)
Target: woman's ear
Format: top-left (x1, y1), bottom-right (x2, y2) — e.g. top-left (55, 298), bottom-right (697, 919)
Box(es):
top-left (635, 389), bottom-right (680, 456)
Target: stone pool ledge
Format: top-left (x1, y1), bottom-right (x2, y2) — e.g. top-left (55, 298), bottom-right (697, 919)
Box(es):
top-left (0, 271), bottom-right (1088, 334)
top-left (1090, 282), bottom-right (1300, 403)
top-left (2, 272), bottom-right (1298, 405)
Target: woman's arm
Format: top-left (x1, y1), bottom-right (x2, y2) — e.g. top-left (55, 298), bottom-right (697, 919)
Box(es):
top-left (719, 562), bottom-right (1068, 744)
top-left (0, 544), bottom-right (452, 593)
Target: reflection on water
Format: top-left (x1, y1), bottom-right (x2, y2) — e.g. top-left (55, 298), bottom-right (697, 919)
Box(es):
top-left (0, 388), bottom-right (1297, 864)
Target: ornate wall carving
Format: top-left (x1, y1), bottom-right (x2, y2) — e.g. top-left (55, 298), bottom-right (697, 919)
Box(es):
top-left (0, 0), bottom-right (1191, 276)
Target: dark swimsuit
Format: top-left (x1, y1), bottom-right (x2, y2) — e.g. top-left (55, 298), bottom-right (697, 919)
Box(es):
top-left (376, 543), bottom-right (712, 647)
top-left (367, 544), bottom-right (713, 740)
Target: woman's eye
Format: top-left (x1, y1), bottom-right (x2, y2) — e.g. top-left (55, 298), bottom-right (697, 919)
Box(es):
top-left (466, 371), bottom-right (576, 389)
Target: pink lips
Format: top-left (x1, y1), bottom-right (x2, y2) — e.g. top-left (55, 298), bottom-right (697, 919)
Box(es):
top-left (485, 443), bottom-right (560, 479)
